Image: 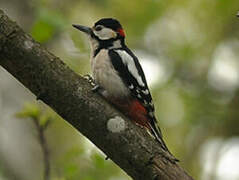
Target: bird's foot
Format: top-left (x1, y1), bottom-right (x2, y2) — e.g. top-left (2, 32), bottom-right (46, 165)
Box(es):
top-left (83, 74), bottom-right (101, 93)
top-left (91, 84), bottom-right (101, 92)
top-left (83, 74), bottom-right (95, 84)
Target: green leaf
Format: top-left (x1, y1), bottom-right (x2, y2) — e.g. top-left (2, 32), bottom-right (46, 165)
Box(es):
top-left (31, 20), bottom-right (55, 43)
top-left (91, 153), bottom-right (105, 169)
top-left (30, 7), bottom-right (66, 43)
top-left (39, 112), bottom-right (52, 128)
top-left (16, 103), bottom-right (40, 119)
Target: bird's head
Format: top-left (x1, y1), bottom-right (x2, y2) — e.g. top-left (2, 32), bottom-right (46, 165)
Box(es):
top-left (73, 18), bottom-right (125, 50)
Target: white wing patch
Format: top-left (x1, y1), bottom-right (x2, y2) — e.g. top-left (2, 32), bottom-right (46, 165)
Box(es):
top-left (142, 89), bottom-right (149, 95)
top-left (143, 100), bottom-right (148, 105)
top-left (129, 84), bottom-right (134, 89)
top-left (149, 111), bottom-right (155, 118)
top-left (137, 94), bottom-right (142, 99)
top-left (115, 50), bottom-right (145, 87)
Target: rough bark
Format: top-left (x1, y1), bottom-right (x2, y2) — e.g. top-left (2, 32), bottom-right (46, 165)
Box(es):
top-left (0, 9), bottom-right (194, 180)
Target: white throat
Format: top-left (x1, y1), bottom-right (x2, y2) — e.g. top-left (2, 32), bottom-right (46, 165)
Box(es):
top-left (90, 38), bottom-right (99, 52)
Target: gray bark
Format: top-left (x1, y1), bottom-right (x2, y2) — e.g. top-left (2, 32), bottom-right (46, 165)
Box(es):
top-left (0, 9), bottom-right (194, 180)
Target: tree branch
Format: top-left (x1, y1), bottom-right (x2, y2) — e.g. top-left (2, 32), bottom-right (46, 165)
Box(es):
top-left (0, 10), bottom-right (194, 180)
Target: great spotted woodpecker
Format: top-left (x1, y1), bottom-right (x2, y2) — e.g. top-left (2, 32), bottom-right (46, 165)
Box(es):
top-left (73, 18), bottom-right (171, 153)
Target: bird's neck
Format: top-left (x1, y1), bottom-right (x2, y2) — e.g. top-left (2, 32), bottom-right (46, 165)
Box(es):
top-left (91, 39), bottom-right (125, 57)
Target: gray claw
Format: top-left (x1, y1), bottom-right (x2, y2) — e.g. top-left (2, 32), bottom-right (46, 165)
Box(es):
top-left (83, 74), bottom-right (100, 92)
top-left (84, 74), bottom-right (94, 82)
top-left (84, 74), bottom-right (96, 86)
top-left (91, 84), bottom-right (100, 92)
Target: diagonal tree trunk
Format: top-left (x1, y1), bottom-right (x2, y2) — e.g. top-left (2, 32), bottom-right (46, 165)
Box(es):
top-left (0, 10), bottom-right (194, 180)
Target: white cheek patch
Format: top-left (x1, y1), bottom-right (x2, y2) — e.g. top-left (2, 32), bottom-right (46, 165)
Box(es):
top-left (93, 27), bottom-right (117, 40)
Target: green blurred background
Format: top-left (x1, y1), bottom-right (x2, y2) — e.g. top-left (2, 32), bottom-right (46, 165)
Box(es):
top-left (0, 0), bottom-right (239, 180)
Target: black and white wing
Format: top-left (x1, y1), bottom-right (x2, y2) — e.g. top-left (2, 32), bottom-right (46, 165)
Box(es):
top-left (108, 48), bottom-right (166, 149)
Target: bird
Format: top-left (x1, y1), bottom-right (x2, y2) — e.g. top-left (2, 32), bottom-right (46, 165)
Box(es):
top-left (72, 18), bottom-right (174, 156)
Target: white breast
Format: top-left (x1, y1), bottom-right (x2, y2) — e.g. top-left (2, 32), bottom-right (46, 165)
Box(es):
top-left (91, 49), bottom-right (130, 98)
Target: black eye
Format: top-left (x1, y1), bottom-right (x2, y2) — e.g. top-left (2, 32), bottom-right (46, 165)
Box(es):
top-left (95, 26), bottom-right (102, 31)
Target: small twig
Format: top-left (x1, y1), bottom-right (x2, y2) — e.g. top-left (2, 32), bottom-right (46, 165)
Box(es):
top-left (32, 117), bottom-right (50, 180)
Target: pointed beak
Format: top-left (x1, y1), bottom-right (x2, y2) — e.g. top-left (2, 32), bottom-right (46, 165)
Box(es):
top-left (72, 24), bottom-right (92, 35)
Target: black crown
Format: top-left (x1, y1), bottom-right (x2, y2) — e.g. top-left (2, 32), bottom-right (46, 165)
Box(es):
top-left (94, 18), bottom-right (123, 31)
